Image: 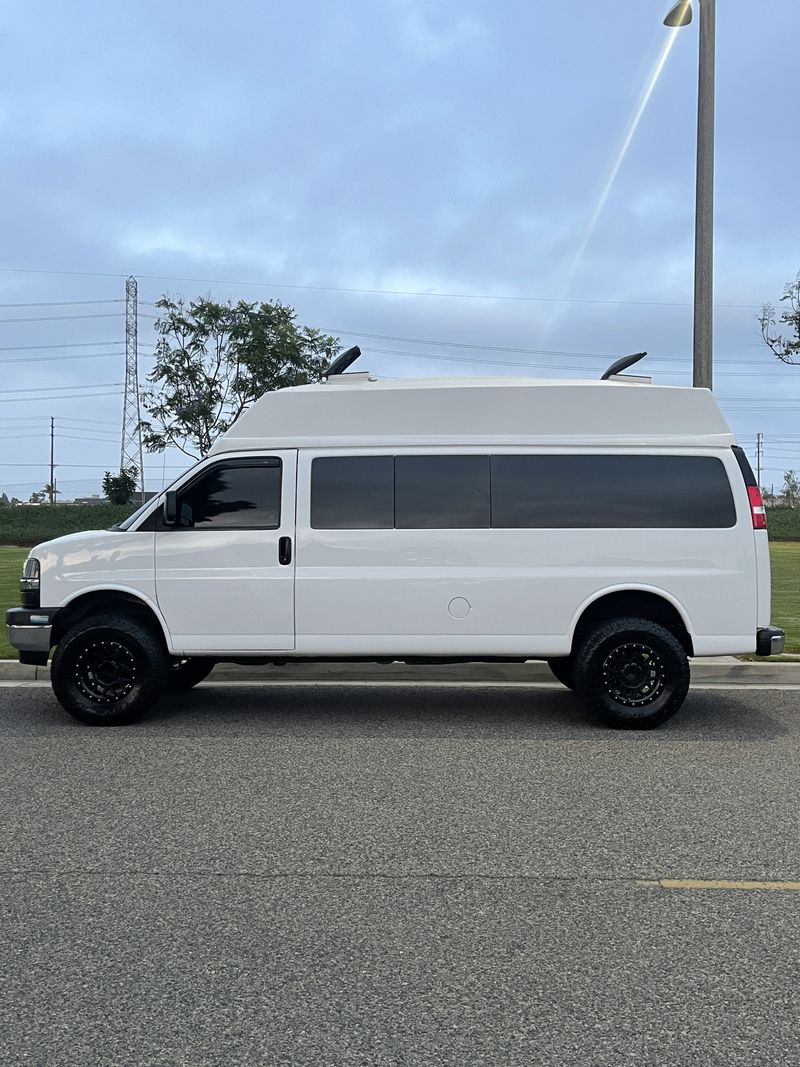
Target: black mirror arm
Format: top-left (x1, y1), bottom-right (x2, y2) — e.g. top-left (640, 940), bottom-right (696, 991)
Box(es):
top-left (162, 490), bottom-right (178, 526)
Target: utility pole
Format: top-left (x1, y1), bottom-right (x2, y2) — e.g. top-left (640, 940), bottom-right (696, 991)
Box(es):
top-left (120, 276), bottom-right (145, 503)
top-left (49, 416), bottom-right (55, 505)
top-left (756, 432), bottom-right (763, 489)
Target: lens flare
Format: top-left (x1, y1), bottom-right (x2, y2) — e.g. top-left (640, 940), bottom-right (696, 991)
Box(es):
top-left (545, 28), bottom-right (682, 335)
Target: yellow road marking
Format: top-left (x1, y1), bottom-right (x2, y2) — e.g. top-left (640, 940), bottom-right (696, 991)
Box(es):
top-left (638, 879), bottom-right (800, 891)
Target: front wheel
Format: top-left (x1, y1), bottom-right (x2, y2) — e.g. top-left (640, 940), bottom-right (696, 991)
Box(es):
top-left (573, 617), bottom-right (690, 730)
top-left (51, 614), bottom-right (170, 726)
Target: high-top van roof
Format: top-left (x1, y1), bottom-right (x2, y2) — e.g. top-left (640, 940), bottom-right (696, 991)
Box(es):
top-left (208, 375), bottom-right (736, 454)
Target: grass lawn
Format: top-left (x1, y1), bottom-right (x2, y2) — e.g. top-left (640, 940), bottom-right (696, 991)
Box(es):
top-left (0, 542), bottom-right (798, 660)
top-left (769, 543), bottom-right (800, 653)
top-left (0, 546), bottom-right (28, 659)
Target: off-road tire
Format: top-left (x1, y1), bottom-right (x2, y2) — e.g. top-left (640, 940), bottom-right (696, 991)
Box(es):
top-left (166, 658), bottom-right (216, 691)
top-left (51, 614), bottom-right (170, 726)
top-left (573, 616), bottom-right (690, 730)
top-left (546, 656), bottom-right (576, 690)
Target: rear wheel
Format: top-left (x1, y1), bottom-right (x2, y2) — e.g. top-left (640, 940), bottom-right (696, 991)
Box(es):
top-left (166, 658), bottom-right (216, 691)
top-left (573, 616), bottom-right (690, 729)
top-left (546, 656), bottom-right (576, 690)
top-left (51, 614), bottom-right (169, 726)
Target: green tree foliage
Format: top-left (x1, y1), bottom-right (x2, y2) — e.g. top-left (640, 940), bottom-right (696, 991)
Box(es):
top-left (102, 466), bottom-right (139, 506)
top-left (140, 296), bottom-right (339, 457)
top-left (760, 273), bottom-right (800, 365)
top-left (28, 489), bottom-right (47, 504)
top-left (783, 469), bottom-right (800, 508)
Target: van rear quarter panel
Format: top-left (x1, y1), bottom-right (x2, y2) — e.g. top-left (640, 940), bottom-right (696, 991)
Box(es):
top-left (294, 448), bottom-right (758, 657)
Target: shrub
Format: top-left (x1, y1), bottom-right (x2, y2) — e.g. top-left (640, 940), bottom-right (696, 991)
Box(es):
top-left (0, 504), bottom-right (137, 546)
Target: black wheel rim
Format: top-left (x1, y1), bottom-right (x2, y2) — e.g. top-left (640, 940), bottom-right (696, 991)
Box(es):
top-left (74, 639), bottom-right (137, 705)
top-left (601, 642), bottom-right (665, 708)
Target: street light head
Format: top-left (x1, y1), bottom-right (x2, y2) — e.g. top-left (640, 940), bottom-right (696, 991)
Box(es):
top-left (664, 0), bottom-right (693, 27)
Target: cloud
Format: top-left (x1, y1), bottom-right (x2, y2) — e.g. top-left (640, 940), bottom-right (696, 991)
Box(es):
top-left (389, 0), bottom-right (486, 58)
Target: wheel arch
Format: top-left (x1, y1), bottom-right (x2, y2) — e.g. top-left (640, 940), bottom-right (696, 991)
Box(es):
top-left (568, 586), bottom-right (695, 656)
top-left (51, 587), bottom-right (171, 650)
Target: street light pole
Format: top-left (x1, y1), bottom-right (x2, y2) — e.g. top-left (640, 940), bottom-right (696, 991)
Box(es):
top-left (664, 0), bottom-right (716, 390)
top-left (693, 0), bottom-right (715, 390)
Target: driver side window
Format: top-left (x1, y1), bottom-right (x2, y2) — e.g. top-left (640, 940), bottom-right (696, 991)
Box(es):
top-left (176, 459), bottom-right (282, 530)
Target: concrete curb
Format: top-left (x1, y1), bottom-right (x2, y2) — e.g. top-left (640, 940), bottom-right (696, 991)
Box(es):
top-left (2, 658), bottom-right (799, 686)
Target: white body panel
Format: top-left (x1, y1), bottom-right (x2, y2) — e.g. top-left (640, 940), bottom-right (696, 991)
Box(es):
top-left (755, 530), bottom-right (772, 628)
top-left (28, 377), bottom-right (769, 660)
top-left (293, 447), bottom-right (757, 658)
top-left (37, 529), bottom-right (159, 612)
top-left (154, 451), bottom-right (297, 653)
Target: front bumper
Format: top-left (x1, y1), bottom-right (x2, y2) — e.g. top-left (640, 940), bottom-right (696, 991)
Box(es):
top-left (756, 626), bottom-right (786, 657)
top-left (6, 607), bottom-right (59, 666)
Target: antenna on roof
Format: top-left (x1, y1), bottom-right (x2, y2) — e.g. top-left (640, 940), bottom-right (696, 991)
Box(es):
top-left (601, 351), bottom-right (647, 380)
top-left (325, 345), bottom-right (361, 377)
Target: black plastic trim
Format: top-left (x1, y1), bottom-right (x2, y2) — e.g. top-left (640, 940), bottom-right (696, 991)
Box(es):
top-left (732, 445), bottom-right (757, 487)
top-left (7, 607), bottom-right (60, 626)
top-left (756, 626), bottom-right (785, 657)
top-left (19, 650), bottom-right (49, 666)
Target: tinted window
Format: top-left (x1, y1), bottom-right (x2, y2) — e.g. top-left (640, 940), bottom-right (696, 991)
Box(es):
top-left (395, 455), bottom-right (490, 529)
top-left (490, 455), bottom-right (735, 529)
top-left (177, 461), bottom-right (282, 529)
top-left (311, 456), bottom-right (394, 529)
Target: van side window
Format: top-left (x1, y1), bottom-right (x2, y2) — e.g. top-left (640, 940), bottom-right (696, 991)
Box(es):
top-left (311, 456), bottom-right (394, 529)
top-left (395, 455), bottom-right (490, 529)
top-left (490, 455), bottom-right (736, 529)
top-left (310, 454), bottom-right (736, 530)
top-left (176, 460), bottom-right (282, 530)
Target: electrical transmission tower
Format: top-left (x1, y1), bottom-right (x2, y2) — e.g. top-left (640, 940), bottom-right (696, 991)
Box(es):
top-left (120, 276), bottom-right (145, 503)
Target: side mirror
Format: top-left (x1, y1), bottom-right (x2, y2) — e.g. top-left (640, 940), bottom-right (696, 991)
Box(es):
top-left (163, 490), bottom-right (178, 526)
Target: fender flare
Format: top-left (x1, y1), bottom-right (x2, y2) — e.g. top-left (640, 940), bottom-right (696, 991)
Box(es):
top-left (54, 585), bottom-right (175, 652)
top-left (567, 584), bottom-right (695, 647)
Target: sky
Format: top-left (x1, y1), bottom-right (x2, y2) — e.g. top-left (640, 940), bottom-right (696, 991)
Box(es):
top-left (0, 0), bottom-right (798, 499)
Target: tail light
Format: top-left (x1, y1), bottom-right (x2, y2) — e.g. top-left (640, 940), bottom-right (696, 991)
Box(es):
top-left (747, 485), bottom-right (767, 530)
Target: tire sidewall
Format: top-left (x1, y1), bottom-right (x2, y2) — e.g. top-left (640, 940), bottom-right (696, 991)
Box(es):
top-left (51, 616), bottom-right (168, 726)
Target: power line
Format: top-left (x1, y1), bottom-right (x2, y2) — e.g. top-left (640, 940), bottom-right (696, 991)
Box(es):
top-left (0, 352), bottom-right (121, 365)
top-left (0, 341), bottom-right (122, 352)
top-left (0, 313), bottom-right (122, 323)
top-left (0, 299), bottom-right (122, 308)
top-left (0, 381), bottom-right (122, 395)
top-left (0, 265), bottom-right (760, 310)
top-left (0, 390), bottom-right (122, 404)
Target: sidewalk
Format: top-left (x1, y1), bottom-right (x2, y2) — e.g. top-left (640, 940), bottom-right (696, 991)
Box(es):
top-left (2, 658), bottom-right (799, 686)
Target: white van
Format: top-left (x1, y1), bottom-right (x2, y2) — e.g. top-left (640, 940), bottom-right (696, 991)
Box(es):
top-left (7, 365), bottom-right (784, 729)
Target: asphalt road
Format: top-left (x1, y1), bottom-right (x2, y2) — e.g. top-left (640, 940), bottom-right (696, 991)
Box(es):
top-left (2, 682), bottom-right (800, 1066)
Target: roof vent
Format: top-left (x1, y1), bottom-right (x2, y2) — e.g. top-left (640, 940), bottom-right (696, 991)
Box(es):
top-left (601, 351), bottom-right (649, 382)
top-left (325, 345), bottom-right (361, 377)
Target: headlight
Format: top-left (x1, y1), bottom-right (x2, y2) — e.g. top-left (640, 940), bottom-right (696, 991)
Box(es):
top-left (21, 558), bottom-right (40, 608)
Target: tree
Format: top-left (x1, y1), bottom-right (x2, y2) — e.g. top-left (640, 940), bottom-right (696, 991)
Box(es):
top-left (760, 273), bottom-right (800, 365)
top-left (29, 489), bottom-right (47, 504)
top-left (783, 469), bottom-right (800, 508)
top-left (43, 483), bottom-right (59, 503)
top-left (0, 492), bottom-right (9, 507)
top-left (139, 296), bottom-right (339, 457)
top-left (102, 466), bottom-right (139, 506)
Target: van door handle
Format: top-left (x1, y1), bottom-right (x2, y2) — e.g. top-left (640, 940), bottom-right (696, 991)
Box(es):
top-left (278, 536), bottom-right (292, 565)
